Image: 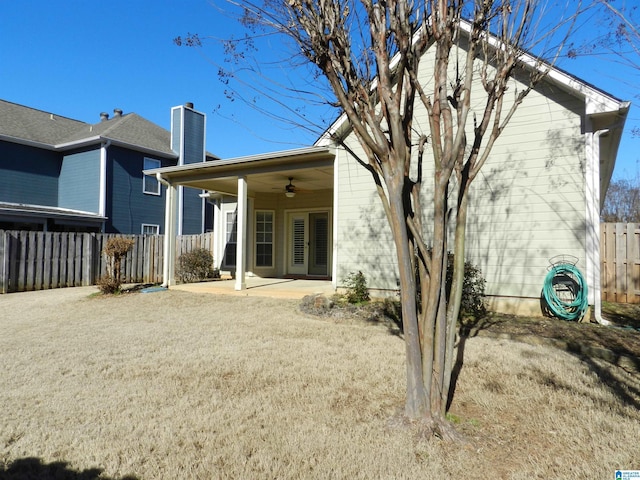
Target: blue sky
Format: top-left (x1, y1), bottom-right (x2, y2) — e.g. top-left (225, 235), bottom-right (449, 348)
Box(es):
top-left (1, 1), bottom-right (638, 181)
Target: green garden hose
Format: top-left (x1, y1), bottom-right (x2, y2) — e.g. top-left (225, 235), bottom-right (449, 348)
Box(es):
top-left (542, 263), bottom-right (589, 321)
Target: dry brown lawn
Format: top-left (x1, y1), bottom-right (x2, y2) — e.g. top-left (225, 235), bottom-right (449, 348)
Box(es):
top-left (1, 287), bottom-right (639, 479)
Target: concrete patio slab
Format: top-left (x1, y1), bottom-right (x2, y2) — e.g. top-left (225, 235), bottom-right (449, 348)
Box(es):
top-left (170, 278), bottom-right (336, 299)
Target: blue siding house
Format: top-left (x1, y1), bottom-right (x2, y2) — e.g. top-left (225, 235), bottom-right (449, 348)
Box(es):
top-left (0, 99), bottom-right (215, 234)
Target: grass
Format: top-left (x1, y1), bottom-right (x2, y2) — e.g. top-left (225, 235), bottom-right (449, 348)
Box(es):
top-left (602, 301), bottom-right (640, 330)
top-left (1, 288), bottom-right (639, 479)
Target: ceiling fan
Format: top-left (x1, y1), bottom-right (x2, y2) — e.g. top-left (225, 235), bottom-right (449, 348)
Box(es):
top-left (277, 177), bottom-right (308, 197)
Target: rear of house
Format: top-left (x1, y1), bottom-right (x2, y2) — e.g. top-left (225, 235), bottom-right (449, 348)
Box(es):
top-left (327, 46), bottom-right (627, 316)
top-left (143, 42), bottom-right (629, 318)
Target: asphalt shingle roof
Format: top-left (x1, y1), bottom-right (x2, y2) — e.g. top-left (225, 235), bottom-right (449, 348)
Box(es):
top-left (60, 113), bottom-right (176, 156)
top-left (0, 99), bottom-right (178, 157)
top-left (0, 99), bottom-right (88, 145)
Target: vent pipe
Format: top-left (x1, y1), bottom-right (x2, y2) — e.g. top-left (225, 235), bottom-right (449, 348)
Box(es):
top-left (113, 108), bottom-right (123, 117)
top-left (100, 112), bottom-right (109, 122)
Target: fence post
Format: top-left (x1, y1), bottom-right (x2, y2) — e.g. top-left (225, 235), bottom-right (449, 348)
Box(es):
top-left (0, 231), bottom-right (7, 294)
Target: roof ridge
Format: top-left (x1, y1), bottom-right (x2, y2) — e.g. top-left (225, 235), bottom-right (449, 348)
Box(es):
top-left (91, 112), bottom-right (133, 136)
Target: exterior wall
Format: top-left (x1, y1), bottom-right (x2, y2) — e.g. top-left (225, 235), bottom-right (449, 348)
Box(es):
top-left (106, 146), bottom-right (170, 234)
top-left (58, 148), bottom-right (100, 213)
top-left (181, 187), bottom-right (205, 235)
top-left (172, 105), bottom-right (207, 235)
top-left (333, 53), bottom-right (589, 312)
top-left (216, 189), bottom-right (333, 278)
top-left (0, 141), bottom-right (60, 206)
top-left (182, 109), bottom-right (206, 164)
top-left (171, 105), bottom-right (206, 165)
top-left (334, 145), bottom-right (397, 291)
top-left (465, 81), bottom-right (587, 303)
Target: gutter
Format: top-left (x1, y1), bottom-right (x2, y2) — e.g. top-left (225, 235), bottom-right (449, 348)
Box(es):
top-left (55, 136), bottom-right (178, 160)
top-left (591, 128), bottom-right (611, 326)
top-left (156, 172), bottom-right (171, 188)
top-left (585, 101), bottom-right (628, 326)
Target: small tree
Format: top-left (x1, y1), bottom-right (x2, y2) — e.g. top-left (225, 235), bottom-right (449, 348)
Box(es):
top-left (181, 0), bottom-right (581, 437)
top-left (344, 271), bottom-right (371, 304)
top-left (98, 237), bottom-right (135, 294)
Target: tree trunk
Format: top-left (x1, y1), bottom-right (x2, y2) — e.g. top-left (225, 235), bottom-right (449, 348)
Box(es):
top-left (386, 179), bottom-right (428, 419)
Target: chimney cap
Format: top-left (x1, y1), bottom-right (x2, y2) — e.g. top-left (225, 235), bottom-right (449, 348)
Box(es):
top-left (185, 102), bottom-right (194, 109)
top-left (100, 112), bottom-right (109, 121)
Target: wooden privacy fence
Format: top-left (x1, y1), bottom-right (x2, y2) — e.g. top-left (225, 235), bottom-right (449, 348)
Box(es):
top-left (601, 223), bottom-right (640, 304)
top-left (0, 231), bottom-right (215, 294)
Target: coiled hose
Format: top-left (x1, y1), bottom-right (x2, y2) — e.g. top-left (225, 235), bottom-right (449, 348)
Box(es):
top-left (542, 263), bottom-right (589, 321)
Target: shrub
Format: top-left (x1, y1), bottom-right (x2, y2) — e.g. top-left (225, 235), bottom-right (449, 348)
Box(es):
top-left (344, 271), bottom-right (370, 304)
top-left (416, 251), bottom-right (487, 318)
top-left (416, 252), bottom-right (487, 317)
top-left (451, 256), bottom-right (486, 317)
top-left (176, 248), bottom-right (218, 283)
top-left (99, 237), bottom-right (135, 294)
top-left (96, 274), bottom-right (121, 295)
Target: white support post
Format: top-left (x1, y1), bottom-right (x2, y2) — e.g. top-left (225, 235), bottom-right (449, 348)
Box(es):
top-left (235, 176), bottom-right (247, 291)
top-left (163, 182), bottom-right (178, 287)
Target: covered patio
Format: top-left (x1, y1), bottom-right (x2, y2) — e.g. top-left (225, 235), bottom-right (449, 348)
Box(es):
top-left (145, 146), bottom-right (336, 292)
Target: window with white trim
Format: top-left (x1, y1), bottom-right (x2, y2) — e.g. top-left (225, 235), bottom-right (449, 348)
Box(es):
top-left (255, 210), bottom-right (274, 267)
top-left (142, 224), bottom-right (159, 235)
top-left (223, 210), bottom-right (237, 267)
top-left (143, 158), bottom-right (161, 195)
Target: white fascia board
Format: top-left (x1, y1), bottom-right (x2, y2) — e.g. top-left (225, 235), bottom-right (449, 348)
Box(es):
top-left (0, 201), bottom-right (107, 220)
top-left (145, 145), bottom-right (335, 177)
top-left (54, 135), bottom-right (102, 150)
top-left (0, 134), bottom-right (57, 150)
top-left (56, 136), bottom-right (178, 159)
top-left (456, 19), bottom-right (628, 115)
top-left (317, 18), bottom-right (629, 145)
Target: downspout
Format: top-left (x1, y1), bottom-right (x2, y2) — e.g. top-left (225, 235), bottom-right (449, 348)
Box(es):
top-left (99, 140), bottom-right (111, 231)
top-left (157, 173), bottom-right (177, 288)
top-left (588, 128), bottom-right (610, 326)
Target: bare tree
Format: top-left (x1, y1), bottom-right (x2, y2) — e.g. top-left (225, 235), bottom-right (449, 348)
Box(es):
top-left (184, 0), bottom-right (579, 437)
top-left (569, 0), bottom-right (640, 137)
top-left (602, 169), bottom-right (640, 223)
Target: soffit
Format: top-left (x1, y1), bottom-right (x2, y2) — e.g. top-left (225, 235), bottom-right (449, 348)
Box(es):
top-left (149, 147), bottom-right (335, 195)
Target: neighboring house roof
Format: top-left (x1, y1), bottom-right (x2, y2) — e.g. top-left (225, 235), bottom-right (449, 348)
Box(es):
top-left (58, 112), bottom-right (178, 157)
top-left (0, 99), bottom-right (87, 146)
top-left (0, 99), bottom-right (218, 160)
top-left (0, 201), bottom-right (107, 223)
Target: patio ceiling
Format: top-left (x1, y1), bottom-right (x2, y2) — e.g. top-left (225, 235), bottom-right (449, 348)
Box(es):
top-left (146, 146), bottom-right (335, 196)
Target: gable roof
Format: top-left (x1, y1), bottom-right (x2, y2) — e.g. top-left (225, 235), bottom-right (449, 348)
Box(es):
top-left (0, 99), bottom-right (218, 160)
top-left (316, 19), bottom-right (630, 146)
top-left (58, 112), bottom-right (177, 157)
top-left (0, 99), bottom-right (88, 146)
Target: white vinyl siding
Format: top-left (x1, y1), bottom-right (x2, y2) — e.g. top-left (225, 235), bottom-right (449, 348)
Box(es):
top-left (334, 44), bottom-right (588, 300)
